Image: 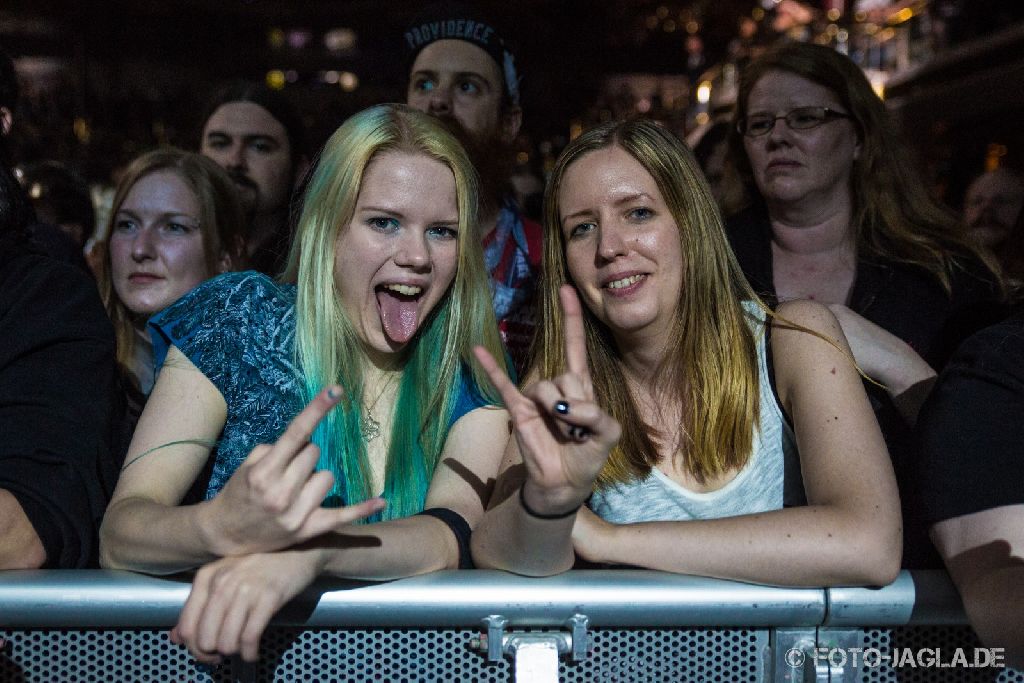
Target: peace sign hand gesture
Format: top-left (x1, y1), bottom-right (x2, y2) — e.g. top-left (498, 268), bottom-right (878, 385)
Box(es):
top-left (474, 285), bottom-right (621, 516)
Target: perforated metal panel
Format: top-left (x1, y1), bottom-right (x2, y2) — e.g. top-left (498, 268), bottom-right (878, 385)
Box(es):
top-left (1, 627), bottom-right (766, 682)
top-left (572, 627), bottom-right (764, 681)
top-left (2, 626), bottom-right (1021, 682)
top-left (238, 628), bottom-right (506, 683)
top-left (0, 630), bottom-right (193, 683)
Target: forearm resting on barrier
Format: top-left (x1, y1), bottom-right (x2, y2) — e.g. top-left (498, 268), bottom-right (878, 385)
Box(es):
top-left (99, 497), bottom-right (222, 574)
top-left (471, 475), bottom-right (581, 576)
top-left (573, 503), bottom-right (902, 587)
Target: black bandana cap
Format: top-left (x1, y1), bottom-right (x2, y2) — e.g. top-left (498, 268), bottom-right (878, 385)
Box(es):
top-left (403, 3), bottom-right (521, 108)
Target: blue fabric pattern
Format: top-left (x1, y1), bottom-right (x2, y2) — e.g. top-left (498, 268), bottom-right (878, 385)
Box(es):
top-left (150, 272), bottom-right (302, 500)
top-left (149, 271), bottom-right (490, 501)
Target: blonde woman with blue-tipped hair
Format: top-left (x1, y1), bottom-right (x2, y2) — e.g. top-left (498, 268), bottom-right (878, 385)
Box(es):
top-left (99, 104), bottom-right (510, 663)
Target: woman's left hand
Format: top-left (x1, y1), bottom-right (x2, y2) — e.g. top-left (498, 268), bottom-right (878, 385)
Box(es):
top-left (571, 506), bottom-right (616, 564)
top-left (170, 548), bottom-right (324, 664)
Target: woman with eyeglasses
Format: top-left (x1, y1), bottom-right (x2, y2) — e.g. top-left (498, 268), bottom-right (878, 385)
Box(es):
top-left (722, 44), bottom-right (1003, 486)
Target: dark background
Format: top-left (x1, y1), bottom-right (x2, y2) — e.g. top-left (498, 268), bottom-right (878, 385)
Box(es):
top-left (2, 0), bottom-right (1022, 206)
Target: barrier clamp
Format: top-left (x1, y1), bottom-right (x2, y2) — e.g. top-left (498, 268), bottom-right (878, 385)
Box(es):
top-left (472, 614), bottom-right (510, 663)
top-left (471, 610), bottom-right (593, 663)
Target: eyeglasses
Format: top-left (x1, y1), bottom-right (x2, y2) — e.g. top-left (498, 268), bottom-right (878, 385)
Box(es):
top-left (736, 106), bottom-right (852, 137)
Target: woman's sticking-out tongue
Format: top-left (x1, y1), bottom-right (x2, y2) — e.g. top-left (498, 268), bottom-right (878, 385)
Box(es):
top-left (377, 286), bottom-right (421, 344)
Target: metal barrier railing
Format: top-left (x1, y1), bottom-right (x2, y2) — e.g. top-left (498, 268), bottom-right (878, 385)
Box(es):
top-left (0, 570), bottom-right (1019, 683)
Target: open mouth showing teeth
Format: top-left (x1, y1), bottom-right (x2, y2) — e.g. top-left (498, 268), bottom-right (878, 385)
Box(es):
top-left (605, 274), bottom-right (645, 289)
top-left (383, 283), bottom-right (422, 296)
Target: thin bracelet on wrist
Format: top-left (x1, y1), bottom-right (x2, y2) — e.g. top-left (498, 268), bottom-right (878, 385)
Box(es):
top-left (518, 485), bottom-right (584, 520)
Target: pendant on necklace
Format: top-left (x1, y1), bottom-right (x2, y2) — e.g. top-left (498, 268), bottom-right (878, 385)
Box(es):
top-left (362, 413), bottom-right (381, 442)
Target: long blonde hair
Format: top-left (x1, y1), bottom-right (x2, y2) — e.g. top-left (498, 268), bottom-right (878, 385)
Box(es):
top-left (283, 103), bottom-right (507, 517)
top-left (538, 119), bottom-right (765, 486)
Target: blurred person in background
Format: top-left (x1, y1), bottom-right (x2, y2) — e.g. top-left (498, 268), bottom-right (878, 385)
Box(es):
top-left (403, 3), bottom-right (541, 373)
top-left (19, 160), bottom-right (95, 252)
top-left (1, 47), bottom-right (89, 270)
top-left (686, 73), bottom-right (738, 206)
top-left (689, 119), bottom-right (732, 204)
top-left (962, 168), bottom-right (1024, 286)
top-left (95, 149), bottom-right (245, 416)
top-left (962, 168), bottom-right (1024, 250)
top-left (0, 47), bottom-right (16, 159)
top-left (198, 81), bottom-right (308, 277)
top-left (1000, 202), bottom-right (1024, 291)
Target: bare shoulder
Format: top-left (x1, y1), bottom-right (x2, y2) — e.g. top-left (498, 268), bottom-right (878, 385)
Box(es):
top-left (770, 300), bottom-right (851, 359)
top-left (160, 344), bottom-right (204, 373)
top-left (147, 346), bottom-right (225, 417)
top-left (771, 300), bottom-right (843, 340)
top-left (447, 404), bottom-right (511, 443)
top-left (112, 345), bottom-right (227, 505)
top-left (427, 404), bottom-right (511, 521)
top-left (439, 405), bottom-right (512, 476)
top-left (769, 300), bottom-right (859, 404)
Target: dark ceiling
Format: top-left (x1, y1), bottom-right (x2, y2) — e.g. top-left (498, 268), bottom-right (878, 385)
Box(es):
top-left (1, 0), bottom-right (757, 137)
top-left (5, 1), bottom-right (1024, 196)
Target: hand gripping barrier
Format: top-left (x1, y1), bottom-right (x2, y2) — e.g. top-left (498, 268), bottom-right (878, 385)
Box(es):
top-left (0, 569), bottom-right (1021, 682)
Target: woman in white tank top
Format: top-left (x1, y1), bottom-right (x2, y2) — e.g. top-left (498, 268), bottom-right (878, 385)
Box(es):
top-left (472, 119), bottom-right (902, 587)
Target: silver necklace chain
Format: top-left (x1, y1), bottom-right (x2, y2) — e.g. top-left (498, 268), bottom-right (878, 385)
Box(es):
top-left (361, 375), bottom-right (398, 442)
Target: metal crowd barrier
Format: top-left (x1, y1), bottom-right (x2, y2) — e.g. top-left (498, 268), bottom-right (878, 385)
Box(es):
top-left (0, 569), bottom-right (1021, 682)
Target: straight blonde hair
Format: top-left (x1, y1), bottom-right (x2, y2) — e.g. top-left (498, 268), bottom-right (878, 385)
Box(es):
top-left (538, 119), bottom-right (766, 486)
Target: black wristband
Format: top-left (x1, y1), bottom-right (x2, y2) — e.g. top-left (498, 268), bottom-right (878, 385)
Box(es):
top-left (518, 485), bottom-right (583, 520)
top-left (417, 508), bottom-right (474, 569)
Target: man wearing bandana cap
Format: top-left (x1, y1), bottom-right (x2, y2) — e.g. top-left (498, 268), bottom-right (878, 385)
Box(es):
top-left (405, 3), bottom-right (541, 373)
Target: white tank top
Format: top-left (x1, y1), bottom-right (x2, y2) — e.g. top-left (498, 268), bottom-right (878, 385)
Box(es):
top-left (589, 303), bottom-right (801, 523)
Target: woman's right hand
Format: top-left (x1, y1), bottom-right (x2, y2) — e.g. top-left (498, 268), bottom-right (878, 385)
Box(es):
top-left (199, 386), bottom-right (385, 556)
top-left (474, 285), bottom-right (621, 515)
